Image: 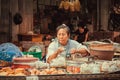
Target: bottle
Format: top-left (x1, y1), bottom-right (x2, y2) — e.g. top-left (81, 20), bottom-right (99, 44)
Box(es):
top-left (66, 53), bottom-right (72, 60)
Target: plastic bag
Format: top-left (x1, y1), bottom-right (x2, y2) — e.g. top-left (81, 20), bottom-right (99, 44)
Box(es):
top-left (69, 1), bottom-right (75, 12)
top-left (63, 0), bottom-right (70, 10)
top-left (0, 43), bottom-right (23, 62)
top-left (74, 0), bottom-right (81, 11)
top-left (59, 1), bottom-right (64, 9)
top-left (28, 45), bottom-right (42, 52)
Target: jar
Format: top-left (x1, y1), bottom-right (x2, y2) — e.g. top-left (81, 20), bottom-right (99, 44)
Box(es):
top-left (66, 60), bottom-right (81, 74)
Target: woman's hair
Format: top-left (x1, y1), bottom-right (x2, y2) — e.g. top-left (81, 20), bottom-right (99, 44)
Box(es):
top-left (56, 24), bottom-right (70, 35)
top-left (78, 22), bottom-right (85, 29)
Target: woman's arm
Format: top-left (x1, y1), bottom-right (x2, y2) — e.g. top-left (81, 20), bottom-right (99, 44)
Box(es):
top-left (70, 48), bottom-right (89, 55)
top-left (74, 35), bottom-right (78, 41)
top-left (47, 50), bottom-right (59, 63)
top-left (70, 41), bottom-right (90, 57)
top-left (76, 48), bottom-right (89, 54)
top-left (84, 32), bottom-right (89, 42)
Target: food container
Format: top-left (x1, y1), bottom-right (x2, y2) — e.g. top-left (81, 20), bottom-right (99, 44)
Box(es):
top-left (66, 60), bottom-right (82, 74)
top-left (22, 52), bottom-right (42, 60)
top-left (89, 44), bottom-right (114, 61)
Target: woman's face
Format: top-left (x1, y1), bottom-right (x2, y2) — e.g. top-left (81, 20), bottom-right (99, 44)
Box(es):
top-left (57, 28), bottom-right (69, 46)
top-left (79, 27), bottom-right (84, 33)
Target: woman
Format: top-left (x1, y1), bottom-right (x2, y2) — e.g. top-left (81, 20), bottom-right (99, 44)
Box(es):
top-left (74, 22), bottom-right (89, 43)
top-left (46, 24), bottom-right (89, 63)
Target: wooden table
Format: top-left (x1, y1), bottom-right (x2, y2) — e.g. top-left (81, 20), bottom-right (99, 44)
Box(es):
top-left (0, 73), bottom-right (120, 80)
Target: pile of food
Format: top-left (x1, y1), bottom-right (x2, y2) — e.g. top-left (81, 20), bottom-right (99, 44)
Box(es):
top-left (0, 56), bottom-right (120, 76)
top-left (0, 67), bottom-right (30, 76)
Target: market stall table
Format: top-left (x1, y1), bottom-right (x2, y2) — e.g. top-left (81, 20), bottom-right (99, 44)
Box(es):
top-left (0, 73), bottom-right (120, 80)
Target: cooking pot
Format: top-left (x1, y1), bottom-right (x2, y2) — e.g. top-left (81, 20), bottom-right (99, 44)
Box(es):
top-left (89, 44), bottom-right (114, 61)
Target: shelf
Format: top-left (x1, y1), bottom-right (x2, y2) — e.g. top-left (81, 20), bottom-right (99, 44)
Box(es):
top-left (18, 34), bottom-right (43, 42)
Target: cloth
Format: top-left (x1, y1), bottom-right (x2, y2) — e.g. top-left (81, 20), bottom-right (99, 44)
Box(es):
top-left (46, 38), bottom-right (89, 61)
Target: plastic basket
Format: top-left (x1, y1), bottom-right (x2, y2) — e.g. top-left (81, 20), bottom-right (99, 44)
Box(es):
top-left (22, 52), bottom-right (42, 60)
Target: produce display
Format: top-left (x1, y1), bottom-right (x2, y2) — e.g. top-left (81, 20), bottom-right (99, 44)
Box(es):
top-left (0, 42), bottom-right (120, 80)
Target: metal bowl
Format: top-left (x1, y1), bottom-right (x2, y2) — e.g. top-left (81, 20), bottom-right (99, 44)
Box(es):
top-left (90, 49), bottom-right (114, 60)
top-left (89, 44), bottom-right (114, 61)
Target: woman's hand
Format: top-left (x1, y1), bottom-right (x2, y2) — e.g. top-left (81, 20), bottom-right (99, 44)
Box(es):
top-left (70, 48), bottom-right (77, 54)
top-left (57, 46), bottom-right (65, 54)
top-left (70, 48), bottom-right (89, 56)
top-left (47, 47), bottom-right (65, 63)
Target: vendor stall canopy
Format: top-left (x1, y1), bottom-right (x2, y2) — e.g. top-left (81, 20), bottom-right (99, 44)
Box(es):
top-left (0, 43), bottom-right (23, 62)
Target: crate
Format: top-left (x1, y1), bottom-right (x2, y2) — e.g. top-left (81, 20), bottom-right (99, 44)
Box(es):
top-left (22, 52), bottom-right (42, 60)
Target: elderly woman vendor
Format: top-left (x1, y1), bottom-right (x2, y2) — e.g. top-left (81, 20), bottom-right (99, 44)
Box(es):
top-left (46, 24), bottom-right (89, 63)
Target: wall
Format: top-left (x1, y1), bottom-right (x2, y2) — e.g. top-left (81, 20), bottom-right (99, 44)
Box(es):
top-left (0, 0), bottom-right (117, 43)
top-left (0, 0), bottom-right (11, 43)
top-left (11, 0), bottom-right (33, 41)
top-left (0, 0), bottom-right (33, 43)
top-left (10, 0), bottom-right (19, 42)
top-left (100, 0), bottom-right (110, 31)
